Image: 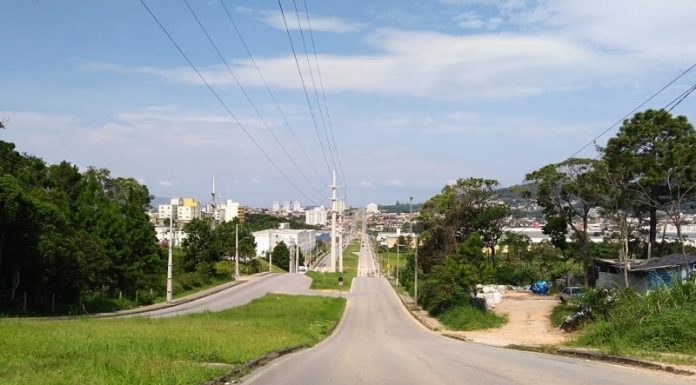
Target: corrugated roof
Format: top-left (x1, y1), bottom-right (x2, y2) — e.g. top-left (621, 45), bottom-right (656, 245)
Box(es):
top-left (597, 254), bottom-right (696, 271)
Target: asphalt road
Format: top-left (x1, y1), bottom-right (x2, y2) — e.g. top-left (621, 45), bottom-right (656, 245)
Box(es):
top-left (135, 273), bottom-right (316, 318)
top-left (241, 235), bottom-right (691, 385)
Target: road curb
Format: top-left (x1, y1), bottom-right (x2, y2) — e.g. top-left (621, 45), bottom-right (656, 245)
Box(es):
top-left (389, 283), bottom-right (695, 377)
top-left (199, 344), bottom-right (308, 385)
top-left (507, 345), bottom-right (696, 376)
top-left (22, 272), bottom-right (275, 320)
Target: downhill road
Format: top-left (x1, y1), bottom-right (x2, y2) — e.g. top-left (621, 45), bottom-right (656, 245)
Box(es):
top-left (136, 273), bottom-right (316, 318)
top-left (242, 234), bottom-right (690, 385)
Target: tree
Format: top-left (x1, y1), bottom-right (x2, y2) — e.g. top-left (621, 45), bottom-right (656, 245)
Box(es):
top-left (525, 158), bottom-right (602, 284)
top-left (271, 241), bottom-right (290, 271)
top-left (602, 109), bottom-right (696, 259)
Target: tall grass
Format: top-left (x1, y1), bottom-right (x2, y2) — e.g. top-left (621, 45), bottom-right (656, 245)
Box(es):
top-left (0, 294), bottom-right (345, 385)
top-left (573, 276), bottom-right (696, 356)
top-left (437, 302), bottom-right (507, 331)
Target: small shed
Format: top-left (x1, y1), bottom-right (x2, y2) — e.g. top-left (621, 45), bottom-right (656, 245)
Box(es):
top-left (595, 254), bottom-right (696, 293)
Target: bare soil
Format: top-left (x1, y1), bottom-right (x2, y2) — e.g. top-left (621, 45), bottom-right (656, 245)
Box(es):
top-left (451, 290), bottom-right (568, 346)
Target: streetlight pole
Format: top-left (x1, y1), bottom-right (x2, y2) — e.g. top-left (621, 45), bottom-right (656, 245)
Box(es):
top-left (235, 223), bottom-right (240, 279)
top-left (166, 218), bottom-right (174, 303)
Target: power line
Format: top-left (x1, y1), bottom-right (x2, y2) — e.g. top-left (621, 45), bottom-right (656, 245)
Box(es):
top-left (277, 0), bottom-right (333, 178)
top-left (568, 62), bottom-right (696, 159)
top-left (301, 0), bottom-right (347, 190)
top-left (218, 0), bottom-right (327, 188)
top-left (182, 0), bottom-right (323, 199)
top-left (138, 0), bottom-right (318, 205)
top-left (290, 0), bottom-right (338, 176)
top-left (665, 82), bottom-right (696, 112)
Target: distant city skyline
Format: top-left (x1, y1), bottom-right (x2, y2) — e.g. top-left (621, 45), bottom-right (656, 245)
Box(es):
top-left (2, 1), bottom-right (696, 207)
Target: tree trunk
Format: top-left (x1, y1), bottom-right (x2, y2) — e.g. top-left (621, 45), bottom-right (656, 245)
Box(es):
top-left (490, 246), bottom-right (496, 271)
top-left (649, 206), bottom-right (657, 259)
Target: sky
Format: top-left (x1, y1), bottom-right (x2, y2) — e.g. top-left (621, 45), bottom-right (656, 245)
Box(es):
top-left (2, 0), bottom-right (696, 208)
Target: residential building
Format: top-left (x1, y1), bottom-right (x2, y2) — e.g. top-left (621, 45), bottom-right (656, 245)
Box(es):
top-left (177, 197), bottom-right (201, 222)
top-left (305, 206), bottom-right (328, 226)
top-left (158, 197), bottom-right (182, 221)
top-left (366, 202), bottom-right (379, 213)
top-left (292, 200), bottom-right (302, 212)
top-left (282, 201), bottom-right (291, 213)
top-left (253, 228), bottom-right (317, 257)
top-left (272, 201), bottom-right (280, 212)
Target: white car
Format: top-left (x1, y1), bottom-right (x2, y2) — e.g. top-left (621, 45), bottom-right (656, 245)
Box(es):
top-left (298, 266), bottom-right (308, 274)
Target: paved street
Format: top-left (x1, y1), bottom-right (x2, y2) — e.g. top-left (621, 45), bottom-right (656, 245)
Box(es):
top-left (135, 273), bottom-right (317, 318)
top-left (241, 236), bottom-right (692, 385)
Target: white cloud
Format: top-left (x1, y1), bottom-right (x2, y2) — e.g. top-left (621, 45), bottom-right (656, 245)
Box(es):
top-left (359, 181), bottom-right (374, 187)
top-left (259, 11), bottom-right (363, 33)
top-left (454, 12), bottom-right (485, 29)
top-left (159, 180), bottom-right (174, 187)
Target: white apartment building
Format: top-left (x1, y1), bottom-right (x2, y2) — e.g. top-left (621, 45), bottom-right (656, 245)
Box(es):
top-left (253, 228), bottom-right (316, 257)
top-left (334, 199), bottom-right (346, 213)
top-left (292, 200), bottom-right (302, 212)
top-left (366, 202), bottom-right (379, 213)
top-left (282, 201), bottom-right (291, 212)
top-left (177, 205), bottom-right (201, 222)
top-left (272, 201), bottom-right (280, 212)
top-left (305, 206), bottom-right (328, 226)
top-left (158, 197), bottom-right (183, 220)
top-left (212, 199), bottom-right (240, 222)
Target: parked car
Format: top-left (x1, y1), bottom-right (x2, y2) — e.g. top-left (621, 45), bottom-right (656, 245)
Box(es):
top-left (298, 266), bottom-right (308, 274)
top-left (559, 286), bottom-right (584, 303)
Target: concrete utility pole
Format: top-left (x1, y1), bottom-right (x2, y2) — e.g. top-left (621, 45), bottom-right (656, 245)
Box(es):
top-left (166, 218), bottom-right (174, 303)
top-left (235, 223), bottom-right (240, 279)
top-left (338, 232), bottom-right (344, 273)
top-left (295, 243), bottom-right (300, 273)
top-left (330, 169), bottom-right (337, 272)
top-left (410, 196), bottom-right (418, 305)
top-left (211, 176), bottom-right (217, 229)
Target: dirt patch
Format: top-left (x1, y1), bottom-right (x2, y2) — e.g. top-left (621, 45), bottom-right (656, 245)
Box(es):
top-left (448, 291), bottom-right (568, 346)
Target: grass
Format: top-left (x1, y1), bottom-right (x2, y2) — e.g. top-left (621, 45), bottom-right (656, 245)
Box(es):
top-left (550, 303), bottom-right (575, 328)
top-left (307, 240), bottom-right (360, 291)
top-left (0, 294), bottom-right (345, 385)
top-left (568, 277), bottom-right (696, 363)
top-left (437, 303), bottom-right (507, 331)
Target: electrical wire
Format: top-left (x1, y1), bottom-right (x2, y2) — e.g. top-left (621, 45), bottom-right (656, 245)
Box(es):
top-left (138, 0), bottom-right (319, 205)
top-left (290, 0), bottom-right (337, 176)
top-left (218, 0), bottom-right (327, 188)
top-left (182, 0), bottom-right (324, 199)
top-left (301, 0), bottom-right (348, 190)
top-left (277, 0), bottom-right (334, 177)
top-left (665, 82), bottom-right (696, 112)
top-left (568, 62), bottom-right (696, 159)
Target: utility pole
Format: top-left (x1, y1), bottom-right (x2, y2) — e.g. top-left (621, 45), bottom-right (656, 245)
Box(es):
top-left (211, 176), bottom-right (217, 229)
top-left (166, 218), bottom-right (174, 303)
top-left (410, 196), bottom-right (417, 305)
top-left (295, 243), bottom-right (300, 273)
top-left (330, 169), bottom-right (337, 272)
top-left (235, 223), bottom-right (240, 279)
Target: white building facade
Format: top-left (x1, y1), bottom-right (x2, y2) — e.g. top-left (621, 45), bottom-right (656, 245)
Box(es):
top-left (366, 202), bottom-right (379, 213)
top-left (253, 229), bottom-right (317, 257)
top-left (305, 206), bottom-right (328, 226)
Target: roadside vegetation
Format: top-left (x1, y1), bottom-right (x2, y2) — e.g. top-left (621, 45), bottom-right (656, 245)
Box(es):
top-left (0, 294), bottom-right (345, 385)
top-left (394, 109), bottom-right (696, 338)
top-left (438, 303), bottom-right (507, 331)
top-left (566, 277), bottom-right (696, 362)
top-left (307, 240), bottom-right (360, 291)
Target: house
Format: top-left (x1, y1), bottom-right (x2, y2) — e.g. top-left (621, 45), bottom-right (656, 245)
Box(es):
top-left (595, 254), bottom-right (696, 293)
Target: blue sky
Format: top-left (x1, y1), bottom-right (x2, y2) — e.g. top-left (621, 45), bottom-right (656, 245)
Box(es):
top-left (2, 0), bottom-right (696, 208)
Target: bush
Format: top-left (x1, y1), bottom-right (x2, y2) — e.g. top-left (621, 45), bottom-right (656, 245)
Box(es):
top-left (438, 300), bottom-right (507, 331)
top-left (574, 276), bottom-right (696, 355)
